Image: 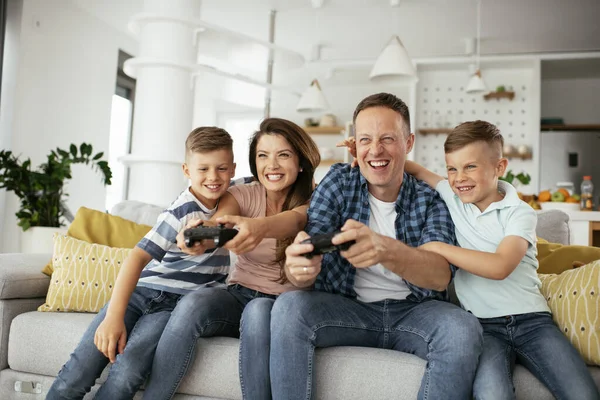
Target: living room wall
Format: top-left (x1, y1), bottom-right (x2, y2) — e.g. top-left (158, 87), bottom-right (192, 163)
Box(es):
top-left (0, 0), bottom-right (138, 252)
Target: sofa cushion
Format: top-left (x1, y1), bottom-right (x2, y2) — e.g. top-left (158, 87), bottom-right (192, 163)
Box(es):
top-left (535, 209), bottom-right (570, 245)
top-left (537, 241), bottom-right (600, 274)
top-left (539, 260), bottom-right (600, 365)
top-left (7, 310), bottom-right (600, 400)
top-left (42, 207), bottom-right (152, 276)
top-left (38, 235), bottom-right (129, 313)
top-left (110, 200), bottom-right (164, 227)
top-left (0, 254), bottom-right (51, 300)
top-left (8, 312), bottom-right (97, 376)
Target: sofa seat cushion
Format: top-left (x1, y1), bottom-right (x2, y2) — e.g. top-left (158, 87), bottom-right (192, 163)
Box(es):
top-left (9, 311), bottom-right (599, 399)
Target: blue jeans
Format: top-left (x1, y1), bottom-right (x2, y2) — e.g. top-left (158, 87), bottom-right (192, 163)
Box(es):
top-left (141, 284), bottom-right (275, 400)
top-left (46, 287), bottom-right (181, 400)
top-left (233, 285), bottom-right (277, 400)
top-left (474, 312), bottom-right (599, 400)
top-left (270, 290), bottom-right (483, 400)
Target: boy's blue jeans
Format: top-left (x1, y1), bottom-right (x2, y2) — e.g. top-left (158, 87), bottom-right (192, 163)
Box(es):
top-left (46, 286), bottom-right (182, 400)
top-left (474, 312), bottom-right (599, 400)
top-left (270, 290), bottom-right (484, 400)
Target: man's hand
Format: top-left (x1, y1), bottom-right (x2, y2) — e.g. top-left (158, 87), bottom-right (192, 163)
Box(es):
top-left (336, 137), bottom-right (358, 168)
top-left (94, 315), bottom-right (127, 363)
top-left (216, 215), bottom-right (267, 254)
top-left (333, 219), bottom-right (388, 268)
top-left (175, 219), bottom-right (213, 255)
top-left (285, 231), bottom-right (322, 287)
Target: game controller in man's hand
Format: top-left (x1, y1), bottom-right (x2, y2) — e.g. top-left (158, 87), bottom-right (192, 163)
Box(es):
top-left (184, 224), bottom-right (238, 248)
top-left (300, 231), bottom-right (356, 259)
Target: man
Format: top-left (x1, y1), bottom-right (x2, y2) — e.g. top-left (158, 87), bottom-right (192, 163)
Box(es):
top-left (270, 93), bottom-right (483, 400)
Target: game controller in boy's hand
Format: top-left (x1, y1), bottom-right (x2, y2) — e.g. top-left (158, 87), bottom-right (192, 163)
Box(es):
top-left (184, 224), bottom-right (238, 248)
top-left (300, 231), bottom-right (356, 259)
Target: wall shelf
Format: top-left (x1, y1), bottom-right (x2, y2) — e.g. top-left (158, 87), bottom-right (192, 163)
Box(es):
top-left (417, 128), bottom-right (451, 135)
top-left (505, 152), bottom-right (532, 160)
top-left (541, 124), bottom-right (600, 131)
top-left (484, 91), bottom-right (516, 101)
top-left (305, 126), bottom-right (345, 135)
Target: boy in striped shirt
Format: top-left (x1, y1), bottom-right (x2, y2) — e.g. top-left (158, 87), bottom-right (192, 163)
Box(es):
top-left (48, 127), bottom-right (237, 400)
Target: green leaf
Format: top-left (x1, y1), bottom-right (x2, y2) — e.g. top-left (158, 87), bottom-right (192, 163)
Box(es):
top-left (70, 144), bottom-right (77, 156)
top-left (93, 152), bottom-right (104, 160)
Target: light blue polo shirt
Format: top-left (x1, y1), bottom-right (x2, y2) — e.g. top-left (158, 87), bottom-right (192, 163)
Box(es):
top-left (436, 180), bottom-right (550, 318)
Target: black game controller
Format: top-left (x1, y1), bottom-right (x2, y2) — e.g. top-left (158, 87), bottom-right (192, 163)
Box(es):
top-left (184, 224), bottom-right (238, 248)
top-left (300, 231), bottom-right (356, 259)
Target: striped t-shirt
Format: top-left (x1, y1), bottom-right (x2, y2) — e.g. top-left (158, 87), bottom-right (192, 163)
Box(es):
top-left (136, 188), bottom-right (231, 295)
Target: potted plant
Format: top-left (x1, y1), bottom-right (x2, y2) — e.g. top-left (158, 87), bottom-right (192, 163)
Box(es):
top-left (0, 143), bottom-right (112, 232)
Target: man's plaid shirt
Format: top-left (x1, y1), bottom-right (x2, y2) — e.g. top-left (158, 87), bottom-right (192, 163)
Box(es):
top-left (306, 163), bottom-right (457, 302)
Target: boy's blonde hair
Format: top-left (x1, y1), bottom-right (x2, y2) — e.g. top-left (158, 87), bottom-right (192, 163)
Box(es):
top-left (444, 120), bottom-right (503, 159)
top-left (185, 127), bottom-right (233, 160)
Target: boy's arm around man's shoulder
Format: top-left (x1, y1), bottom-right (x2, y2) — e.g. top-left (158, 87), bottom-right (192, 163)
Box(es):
top-left (405, 160), bottom-right (445, 188)
top-left (422, 203), bottom-right (536, 280)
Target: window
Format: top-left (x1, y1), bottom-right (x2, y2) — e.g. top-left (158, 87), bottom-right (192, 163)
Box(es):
top-left (218, 113), bottom-right (263, 180)
top-left (105, 51), bottom-right (135, 212)
top-left (0, 0), bottom-right (6, 99)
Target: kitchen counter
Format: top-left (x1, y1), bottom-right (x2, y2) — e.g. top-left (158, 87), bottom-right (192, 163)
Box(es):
top-left (564, 210), bottom-right (600, 222)
top-left (563, 211), bottom-right (600, 247)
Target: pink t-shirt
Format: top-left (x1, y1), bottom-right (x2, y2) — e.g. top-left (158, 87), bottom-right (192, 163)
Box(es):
top-left (226, 182), bottom-right (296, 295)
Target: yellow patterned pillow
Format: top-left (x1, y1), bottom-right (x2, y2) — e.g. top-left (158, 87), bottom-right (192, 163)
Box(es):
top-left (539, 260), bottom-right (600, 365)
top-left (38, 234), bottom-right (130, 313)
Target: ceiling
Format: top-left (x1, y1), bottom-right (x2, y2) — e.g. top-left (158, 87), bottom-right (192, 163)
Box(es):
top-left (70, 0), bottom-right (600, 62)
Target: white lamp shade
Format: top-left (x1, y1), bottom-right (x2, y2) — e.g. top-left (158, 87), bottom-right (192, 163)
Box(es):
top-left (465, 70), bottom-right (487, 94)
top-left (296, 80), bottom-right (329, 112)
top-left (369, 35), bottom-right (416, 81)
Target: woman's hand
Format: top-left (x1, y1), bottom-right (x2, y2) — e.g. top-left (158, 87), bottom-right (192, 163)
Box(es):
top-left (336, 137), bottom-right (358, 168)
top-left (216, 215), bottom-right (268, 254)
top-left (284, 231), bottom-right (322, 287)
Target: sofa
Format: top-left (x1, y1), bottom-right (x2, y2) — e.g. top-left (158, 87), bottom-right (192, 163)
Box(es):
top-left (0, 205), bottom-right (598, 399)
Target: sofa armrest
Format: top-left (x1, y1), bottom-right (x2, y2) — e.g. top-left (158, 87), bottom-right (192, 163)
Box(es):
top-left (0, 254), bottom-right (51, 300)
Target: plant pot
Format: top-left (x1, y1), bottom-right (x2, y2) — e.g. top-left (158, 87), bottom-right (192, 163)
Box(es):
top-left (20, 226), bottom-right (68, 254)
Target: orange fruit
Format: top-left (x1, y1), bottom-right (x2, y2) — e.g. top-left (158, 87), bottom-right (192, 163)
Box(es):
top-left (538, 190), bottom-right (551, 202)
top-left (565, 197), bottom-right (579, 203)
top-left (557, 188), bottom-right (570, 198)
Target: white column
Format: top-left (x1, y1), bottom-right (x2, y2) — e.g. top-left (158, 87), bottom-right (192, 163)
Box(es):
top-left (122, 0), bottom-right (201, 207)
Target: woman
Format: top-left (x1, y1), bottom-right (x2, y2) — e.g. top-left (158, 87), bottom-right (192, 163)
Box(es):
top-left (142, 118), bottom-right (320, 400)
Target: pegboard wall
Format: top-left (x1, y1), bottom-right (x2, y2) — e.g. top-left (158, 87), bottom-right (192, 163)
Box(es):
top-left (414, 66), bottom-right (539, 191)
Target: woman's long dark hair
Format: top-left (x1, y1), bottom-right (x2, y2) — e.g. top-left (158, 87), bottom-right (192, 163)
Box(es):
top-left (248, 118), bottom-right (320, 282)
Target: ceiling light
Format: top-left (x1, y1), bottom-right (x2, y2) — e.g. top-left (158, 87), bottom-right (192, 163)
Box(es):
top-left (466, 69), bottom-right (487, 93)
top-left (369, 35), bottom-right (416, 81)
top-left (296, 79), bottom-right (329, 112)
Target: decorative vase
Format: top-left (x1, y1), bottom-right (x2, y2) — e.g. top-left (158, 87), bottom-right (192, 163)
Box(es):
top-left (20, 226), bottom-right (68, 254)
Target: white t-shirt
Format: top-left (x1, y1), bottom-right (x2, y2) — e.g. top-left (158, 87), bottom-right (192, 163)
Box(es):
top-left (353, 193), bottom-right (411, 303)
top-left (436, 180), bottom-right (550, 318)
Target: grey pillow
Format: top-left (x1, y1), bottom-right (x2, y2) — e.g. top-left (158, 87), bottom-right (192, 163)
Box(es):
top-left (536, 209), bottom-right (570, 245)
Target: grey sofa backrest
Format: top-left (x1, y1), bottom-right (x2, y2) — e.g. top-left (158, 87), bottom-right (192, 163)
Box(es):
top-left (536, 209), bottom-right (570, 245)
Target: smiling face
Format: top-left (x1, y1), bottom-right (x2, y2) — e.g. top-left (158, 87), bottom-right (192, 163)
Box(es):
top-left (183, 149), bottom-right (236, 209)
top-left (445, 141), bottom-right (508, 212)
top-left (255, 133), bottom-right (300, 198)
top-left (355, 106), bottom-right (415, 202)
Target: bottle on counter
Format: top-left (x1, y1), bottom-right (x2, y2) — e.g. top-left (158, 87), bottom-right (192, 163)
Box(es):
top-left (580, 176), bottom-right (594, 211)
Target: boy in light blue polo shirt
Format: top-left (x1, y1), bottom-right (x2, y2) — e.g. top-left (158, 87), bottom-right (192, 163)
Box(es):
top-left (405, 120), bottom-right (598, 400)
